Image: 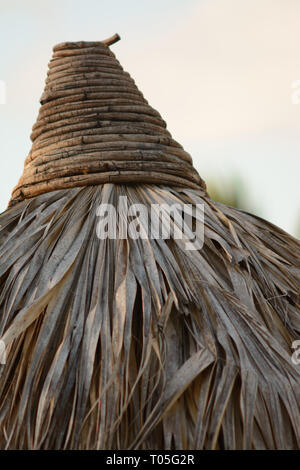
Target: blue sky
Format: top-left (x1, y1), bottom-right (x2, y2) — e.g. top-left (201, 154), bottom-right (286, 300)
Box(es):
top-left (0, 0), bottom-right (300, 235)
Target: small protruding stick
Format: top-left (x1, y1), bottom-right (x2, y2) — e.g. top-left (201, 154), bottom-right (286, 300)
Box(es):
top-left (102, 33), bottom-right (121, 46)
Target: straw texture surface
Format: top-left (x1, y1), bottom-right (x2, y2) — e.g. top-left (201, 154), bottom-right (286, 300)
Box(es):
top-left (1, 38), bottom-right (299, 450)
top-left (10, 40), bottom-right (204, 206)
top-left (0, 185), bottom-right (299, 449)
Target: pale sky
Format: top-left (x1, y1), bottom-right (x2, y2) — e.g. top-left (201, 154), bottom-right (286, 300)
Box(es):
top-left (0, 0), bottom-right (300, 235)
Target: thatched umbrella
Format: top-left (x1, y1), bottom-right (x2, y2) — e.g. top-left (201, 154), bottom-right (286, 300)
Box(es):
top-left (0, 35), bottom-right (299, 450)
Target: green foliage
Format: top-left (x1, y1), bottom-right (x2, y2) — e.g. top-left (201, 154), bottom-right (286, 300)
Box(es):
top-left (207, 175), bottom-right (260, 215)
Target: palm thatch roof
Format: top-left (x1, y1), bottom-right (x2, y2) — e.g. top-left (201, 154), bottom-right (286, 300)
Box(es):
top-left (0, 36), bottom-right (299, 450)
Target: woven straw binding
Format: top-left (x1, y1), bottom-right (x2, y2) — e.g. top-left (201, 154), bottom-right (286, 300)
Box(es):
top-left (9, 38), bottom-right (206, 206)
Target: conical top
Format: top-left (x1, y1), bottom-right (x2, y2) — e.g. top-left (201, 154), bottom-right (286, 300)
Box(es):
top-left (10, 36), bottom-right (205, 206)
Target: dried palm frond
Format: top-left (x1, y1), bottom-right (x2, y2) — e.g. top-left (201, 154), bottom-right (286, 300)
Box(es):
top-left (0, 37), bottom-right (299, 450)
top-left (0, 184), bottom-right (299, 449)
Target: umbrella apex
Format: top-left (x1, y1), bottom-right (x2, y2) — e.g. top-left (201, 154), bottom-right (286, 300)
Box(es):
top-left (9, 39), bottom-right (205, 207)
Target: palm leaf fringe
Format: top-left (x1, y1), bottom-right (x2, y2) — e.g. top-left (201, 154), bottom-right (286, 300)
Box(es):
top-left (0, 184), bottom-right (299, 449)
